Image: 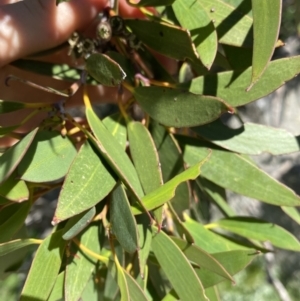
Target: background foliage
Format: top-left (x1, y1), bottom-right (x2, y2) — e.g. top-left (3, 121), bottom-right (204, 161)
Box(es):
top-left (1, 0), bottom-right (300, 300)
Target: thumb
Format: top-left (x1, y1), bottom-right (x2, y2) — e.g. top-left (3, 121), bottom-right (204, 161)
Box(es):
top-left (0, 0), bottom-right (108, 67)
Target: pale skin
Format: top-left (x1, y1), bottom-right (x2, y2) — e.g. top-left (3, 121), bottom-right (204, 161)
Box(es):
top-left (0, 0), bottom-right (173, 147)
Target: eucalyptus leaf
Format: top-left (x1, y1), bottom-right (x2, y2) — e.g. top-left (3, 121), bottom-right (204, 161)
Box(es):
top-left (85, 53), bottom-right (126, 87)
top-left (281, 206), bottom-right (300, 225)
top-left (127, 0), bottom-right (175, 6)
top-left (133, 86), bottom-right (230, 127)
top-left (48, 272), bottom-right (65, 301)
top-left (151, 228), bottom-right (207, 301)
top-left (110, 182), bottom-right (138, 254)
top-left (215, 216), bottom-right (300, 251)
top-left (249, 0), bottom-right (281, 88)
top-left (193, 120), bottom-right (300, 155)
top-left (173, 0), bottom-right (218, 69)
top-left (18, 130), bottom-right (77, 183)
top-left (0, 128), bottom-right (38, 185)
top-left (0, 239), bottom-right (39, 257)
top-left (0, 125), bottom-right (19, 137)
top-left (0, 100), bottom-right (26, 114)
top-left (54, 141), bottom-right (115, 223)
top-left (20, 231), bottom-right (66, 301)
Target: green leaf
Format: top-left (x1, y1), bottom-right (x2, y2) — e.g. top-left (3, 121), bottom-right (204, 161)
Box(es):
top-left (193, 120), bottom-right (300, 155)
top-left (171, 237), bottom-right (235, 283)
top-left (0, 125), bottom-right (19, 137)
top-left (18, 130), bottom-right (77, 183)
top-left (54, 141), bottom-right (115, 223)
top-left (184, 216), bottom-right (252, 252)
top-left (0, 239), bottom-right (39, 257)
top-left (0, 202), bottom-right (31, 243)
top-left (150, 121), bottom-right (189, 218)
top-left (85, 53), bottom-right (126, 87)
top-left (196, 249), bottom-right (259, 288)
top-left (128, 121), bottom-right (162, 195)
top-left (48, 272), bottom-right (65, 301)
top-left (125, 19), bottom-right (200, 63)
top-left (86, 107), bottom-right (144, 201)
top-left (65, 224), bottom-right (101, 301)
top-left (215, 216), bottom-right (300, 251)
top-left (249, 0), bottom-right (281, 88)
top-left (0, 100), bottom-right (26, 114)
top-left (133, 86), bottom-right (230, 127)
top-left (180, 136), bottom-right (300, 207)
top-left (114, 257), bottom-right (130, 301)
top-left (0, 128), bottom-right (38, 185)
top-left (184, 55), bottom-right (300, 107)
top-left (0, 172), bottom-right (29, 202)
top-left (200, 0), bottom-right (253, 47)
top-left (204, 286), bottom-right (220, 301)
top-left (103, 113), bottom-right (127, 150)
top-left (172, 0), bottom-right (218, 69)
top-left (123, 270), bottom-right (150, 301)
top-left (151, 228), bottom-right (207, 301)
top-left (132, 154), bottom-right (210, 214)
top-left (20, 230), bottom-right (66, 301)
top-left (281, 206), bottom-right (300, 225)
top-left (110, 182), bottom-right (138, 254)
top-left (62, 207), bottom-right (96, 240)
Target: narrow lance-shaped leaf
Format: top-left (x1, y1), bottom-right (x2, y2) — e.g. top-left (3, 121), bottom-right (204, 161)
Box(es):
top-left (172, 0), bottom-right (218, 69)
top-left (127, 0), bottom-right (175, 6)
top-left (62, 207), bottom-right (96, 240)
top-left (114, 255), bottom-right (130, 301)
top-left (48, 272), bottom-right (65, 301)
top-left (133, 86), bottom-right (231, 127)
top-left (248, 0), bottom-right (281, 89)
top-left (281, 206), bottom-right (300, 226)
top-left (65, 224), bottom-right (101, 301)
top-left (214, 216), bottom-right (300, 252)
top-left (0, 239), bottom-right (40, 257)
top-left (131, 153), bottom-right (210, 215)
top-left (20, 230), bottom-right (66, 301)
top-left (110, 182), bottom-right (139, 254)
top-left (183, 55), bottom-right (300, 107)
top-left (151, 227), bottom-right (208, 301)
top-left (0, 100), bottom-right (26, 114)
top-left (54, 141), bottom-right (115, 223)
top-left (0, 128), bottom-right (38, 185)
top-left (18, 130), bottom-right (77, 183)
top-left (193, 120), bottom-right (300, 155)
top-left (179, 136), bottom-right (300, 207)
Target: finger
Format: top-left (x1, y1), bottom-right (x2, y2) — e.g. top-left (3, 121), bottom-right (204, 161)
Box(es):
top-left (0, 0), bottom-right (108, 67)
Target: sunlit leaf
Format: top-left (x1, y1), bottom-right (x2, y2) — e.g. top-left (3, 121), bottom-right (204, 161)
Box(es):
top-left (20, 231), bottom-right (66, 301)
top-left (281, 206), bottom-right (300, 225)
top-left (18, 130), bottom-right (77, 183)
top-left (54, 141), bottom-right (115, 223)
top-left (127, 0), bottom-right (175, 6)
top-left (48, 272), bottom-right (65, 301)
top-left (173, 0), bottom-right (218, 69)
top-left (193, 120), bottom-right (300, 155)
top-left (215, 216), bottom-right (300, 251)
top-left (0, 128), bottom-right (38, 185)
top-left (0, 239), bottom-right (39, 257)
top-left (249, 0), bottom-right (281, 89)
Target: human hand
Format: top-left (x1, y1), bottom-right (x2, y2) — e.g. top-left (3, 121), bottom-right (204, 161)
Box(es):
top-left (0, 0), bottom-right (149, 146)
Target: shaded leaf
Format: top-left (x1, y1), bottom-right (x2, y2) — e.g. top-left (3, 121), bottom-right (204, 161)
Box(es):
top-left (281, 206), bottom-right (300, 225)
top-left (0, 202), bottom-right (31, 243)
top-left (0, 128), bottom-right (38, 185)
top-left (184, 55), bottom-right (300, 107)
top-left (125, 19), bottom-right (199, 63)
top-left (193, 120), bottom-right (300, 155)
top-left (18, 130), bottom-right (77, 183)
top-left (110, 182), bottom-right (138, 254)
top-left (128, 0), bottom-right (175, 6)
top-left (20, 231), bottom-right (66, 301)
top-left (48, 272), bottom-right (65, 301)
top-left (54, 141), bottom-right (115, 223)
top-left (173, 0), bottom-right (218, 69)
top-left (134, 86), bottom-right (230, 127)
top-left (85, 53), bottom-right (126, 87)
top-left (151, 228), bottom-right (207, 301)
top-left (215, 216), bottom-right (300, 251)
top-left (179, 136), bottom-right (300, 207)
top-left (249, 0), bottom-right (281, 88)
top-left (0, 125), bottom-right (20, 137)
top-left (0, 100), bottom-right (26, 114)
top-left (62, 207), bottom-right (96, 240)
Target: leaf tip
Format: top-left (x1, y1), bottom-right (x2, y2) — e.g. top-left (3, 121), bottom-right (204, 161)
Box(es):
top-left (51, 216), bottom-right (61, 226)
